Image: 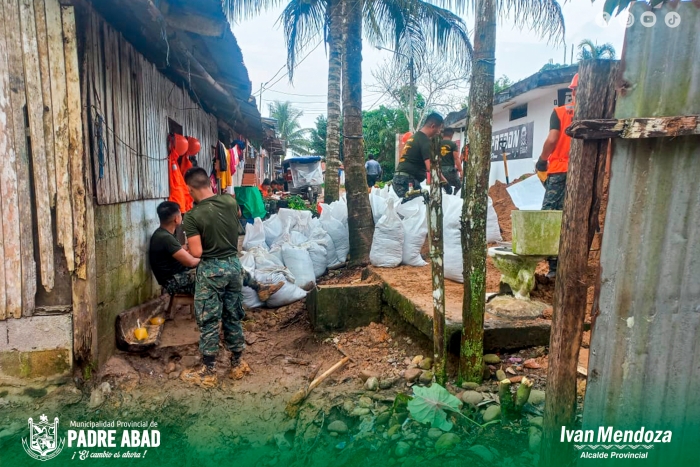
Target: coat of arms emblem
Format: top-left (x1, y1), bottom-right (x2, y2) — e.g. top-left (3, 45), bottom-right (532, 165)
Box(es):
top-left (22, 414), bottom-right (65, 461)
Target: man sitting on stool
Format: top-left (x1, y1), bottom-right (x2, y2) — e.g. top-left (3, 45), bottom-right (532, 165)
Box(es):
top-left (149, 201), bottom-right (281, 304)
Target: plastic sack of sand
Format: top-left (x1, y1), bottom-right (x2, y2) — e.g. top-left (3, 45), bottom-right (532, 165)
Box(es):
top-left (281, 244), bottom-right (316, 290)
top-left (506, 174), bottom-right (545, 211)
top-left (487, 197), bottom-right (503, 243)
top-left (309, 218), bottom-right (339, 269)
top-left (320, 203), bottom-right (349, 264)
top-left (242, 218), bottom-right (268, 251)
top-left (396, 197), bottom-right (428, 267)
top-left (370, 193), bottom-right (388, 224)
top-left (263, 214), bottom-right (287, 248)
top-left (254, 270), bottom-right (307, 307)
top-left (242, 287), bottom-right (264, 309)
top-left (370, 199), bottom-right (404, 268)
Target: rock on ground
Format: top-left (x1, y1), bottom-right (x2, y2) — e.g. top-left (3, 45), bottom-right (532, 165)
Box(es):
top-left (327, 420), bottom-right (348, 433)
top-left (404, 368), bottom-right (422, 382)
top-left (483, 405), bottom-right (501, 423)
top-left (427, 428), bottom-right (443, 440)
top-left (483, 354), bottom-right (501, 365)
top-left (528, 389), bottom-right (546, 406)
top-left (435, 433), bottom-right (461, 453)
top-left (461, 390), bottom-right (484, 407)
top-left (395, 441), bottom-right (410, 457)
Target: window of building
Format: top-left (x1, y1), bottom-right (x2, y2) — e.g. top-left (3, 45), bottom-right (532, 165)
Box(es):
top-left (509, 104), bottom-right (528, 121)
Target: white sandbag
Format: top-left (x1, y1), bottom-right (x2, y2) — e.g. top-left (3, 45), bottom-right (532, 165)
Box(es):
top-left (240, 250), bottom-right (256, 275)
top-left (242, 218), bottom-right (267, 251)
top-left (506, 174), bottom-right (545, 210)
top-left (310, 219), bottom-right (339, 269)
top-left (370, 193), bottom-right (388, 224)
top-left (304, 241), bottom-right (328, 277)
top-left (370, 199), bottom-right (404, 268)
top-left (266, 282), bottom-right (308, 307)
top-left (254, 270), bottom-right (307, 307)
top-left (281, 244), bottom-right (316, 290)
top-left (444, 227), bottom-right (464, 283)
top-left (292, 211), bottom-right (313, 237)
top-left (329, 199), bottom-right (348, 226)
top-left (487, 196), bottom-right (503, 243)
top-left (320, 204), bottom-right (349, 264)
top-left (268, 245), bottom-right (284, 264)
top-left (442, 193), bottom-right (463, 230)
top-left (278, 208), bottom-right (313, 235)
top-left (263, 214), bottom-right (287, 247)
top-left (242, 286), bottom-right (263, 309)
top-left (250, 246), bottom-right (285, 272)
top-left (289, 231), bottom-right (309, 246)
top-left (399, 202), bottom-right (428, 267)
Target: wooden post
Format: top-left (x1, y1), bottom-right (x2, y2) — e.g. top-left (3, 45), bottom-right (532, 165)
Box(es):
top-left (4, 0), bottom-right (37, 316)
top-left (20, 0), bottom-right (55, 292)
top-left (45, 0), bottom-right (75, 272)
top-left (429, 135), bottom-right (447, 385)
top-left (540, 59), bottom-right (619, 467)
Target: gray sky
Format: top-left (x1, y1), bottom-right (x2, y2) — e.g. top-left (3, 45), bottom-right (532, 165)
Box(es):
top-left (233, 1), bottom-right (628, 129)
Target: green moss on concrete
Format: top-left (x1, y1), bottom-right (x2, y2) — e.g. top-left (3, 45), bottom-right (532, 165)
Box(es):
top-left (307, 284), bottom-right (383, 332)
top-left (512, 210), bottom-right (563, 256)
top-left (0, 349), bottom-right (71, 378)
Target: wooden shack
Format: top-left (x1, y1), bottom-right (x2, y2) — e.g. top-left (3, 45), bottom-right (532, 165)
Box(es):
top-left (0, 0), bottom-right (262, 383)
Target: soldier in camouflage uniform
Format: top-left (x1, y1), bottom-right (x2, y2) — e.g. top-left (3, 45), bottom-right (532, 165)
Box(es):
top-left (179, 167), bottom-right (251, 388)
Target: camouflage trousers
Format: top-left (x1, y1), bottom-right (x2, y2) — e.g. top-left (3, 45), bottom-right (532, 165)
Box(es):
top-left (441, 166), bottom-right (461, 195)
top-left (542, 173), bottom-right (567, 210)
top-left (167, 268), bottom-right (258, 296)
top-left (164, 269), bottom-right (196, 296)
top-left (194, 256), bottom-right (246, 357)
top-left (392, 173), bottom-right (423, 199)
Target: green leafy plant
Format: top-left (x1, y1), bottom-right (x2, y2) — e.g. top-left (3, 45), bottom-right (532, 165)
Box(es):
top-left (408, 384), bottom-right (462, 431)
top-left (407, 384), bottom-right (496, 431)
top-left (287, 195), bottom-right (307, 210)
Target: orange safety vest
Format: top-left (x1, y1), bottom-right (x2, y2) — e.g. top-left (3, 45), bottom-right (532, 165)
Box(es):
top-left (548, 103), bottom-right (575, 174)
top-left (168, 149), bottom-right (193, 212)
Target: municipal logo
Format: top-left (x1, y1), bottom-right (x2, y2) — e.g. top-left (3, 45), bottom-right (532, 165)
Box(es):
top-left (22, 414), bottom-right (65, 461)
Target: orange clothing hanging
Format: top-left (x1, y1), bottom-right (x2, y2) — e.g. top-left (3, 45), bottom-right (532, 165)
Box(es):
top-left (217, 148), bottom-right (233, 190)
top-left (168, 149), bottom-right (193, 212)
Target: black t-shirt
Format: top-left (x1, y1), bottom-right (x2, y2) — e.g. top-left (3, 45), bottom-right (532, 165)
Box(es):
top-left (396, 131), bottom-right (432, 181)
top-left (440, 140), bottom-right (458, 168)
top-left (149, 227), bottom-right (187, 285)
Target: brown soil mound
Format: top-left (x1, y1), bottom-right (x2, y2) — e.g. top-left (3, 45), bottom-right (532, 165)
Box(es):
top-left (489, 180), bottom-right (518, 242)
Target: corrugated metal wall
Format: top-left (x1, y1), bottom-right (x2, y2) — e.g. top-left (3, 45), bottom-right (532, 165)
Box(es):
top-left (582, 3), bottom-right (700, 465)
top-left (84, 9), bottom-right (218, 205)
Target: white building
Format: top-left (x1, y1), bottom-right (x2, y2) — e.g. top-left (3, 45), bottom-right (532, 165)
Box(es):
top-left (445, 65), bottom-right (578, 186)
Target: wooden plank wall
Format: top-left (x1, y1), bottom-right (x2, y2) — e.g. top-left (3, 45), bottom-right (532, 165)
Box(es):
top-left (0, 0), bottom-right (85, 319)
top-left (84, 10), bottom-right (217, 206)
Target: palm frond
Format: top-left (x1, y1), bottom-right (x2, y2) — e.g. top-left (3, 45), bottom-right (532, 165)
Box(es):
top-left (223, 0), bottom-right (288, 22)
top-left (499, 0), bottom-right (566, 44)
top-left (277, 0), bottom-right (327, 81)
top-left (597, 43), bottom-right (616, 59)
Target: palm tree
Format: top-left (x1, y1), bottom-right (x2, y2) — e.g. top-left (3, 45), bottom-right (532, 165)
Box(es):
top-left (459, 0), bottom-right (565, 386)
top-left (577, 39), bottom-right (616, 61)
top-left (279, 0), bottom-right (473, 262)
top-left (267, 101), bottom-right (310, 156)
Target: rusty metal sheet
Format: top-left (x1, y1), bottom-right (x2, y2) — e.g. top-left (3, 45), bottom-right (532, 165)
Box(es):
top-left (582, 3), bottom-right (700, 465)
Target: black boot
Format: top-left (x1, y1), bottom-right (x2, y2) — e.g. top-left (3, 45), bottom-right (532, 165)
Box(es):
top-left (546, 258), bottom-right (558, 279)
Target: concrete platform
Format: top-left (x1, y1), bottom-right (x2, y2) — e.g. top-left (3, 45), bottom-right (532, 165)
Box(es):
top-left (365, 267), bottom-right (551, 351)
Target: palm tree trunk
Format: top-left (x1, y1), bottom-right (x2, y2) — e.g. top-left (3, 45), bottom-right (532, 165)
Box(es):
top-left (459, 0), bottom-right (496, 383)
top-left (323, 0), bottom-right (342, 203)
top-left (342, 0), bottom-right (374, 265)
top-left (429, 135), bottom-right (447, 385)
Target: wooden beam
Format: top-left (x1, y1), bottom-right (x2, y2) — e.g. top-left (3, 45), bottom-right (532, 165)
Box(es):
top-left (567, 115), bottom-right (700, 140)
top-left (33, 0), bottom-right (57, 206)
top-left (20, 0), bottom-right (55, 292)
top-left (541, 60), bottom-right (620, 467)
top-left (45, 0), bottom-right (75, 272)
top-left (4, 0), bottom-right (38, 316)
top-left (0, 0), bottom-right (23, 319)
top-left (64, 4), bottom-right (93, 364)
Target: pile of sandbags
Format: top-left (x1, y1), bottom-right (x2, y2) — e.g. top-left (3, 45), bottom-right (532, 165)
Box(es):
top-left (241, 199), bottom-right (351, 309)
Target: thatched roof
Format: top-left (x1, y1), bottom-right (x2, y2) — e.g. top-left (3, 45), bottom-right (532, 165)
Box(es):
top-left (91, 0), bottom-right (262, 141)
